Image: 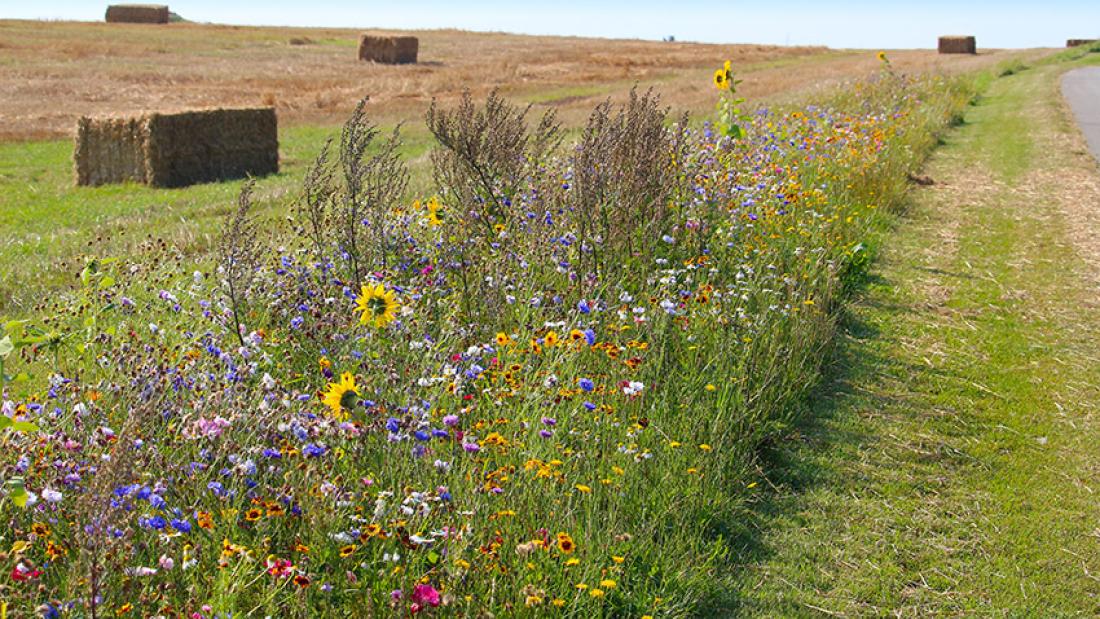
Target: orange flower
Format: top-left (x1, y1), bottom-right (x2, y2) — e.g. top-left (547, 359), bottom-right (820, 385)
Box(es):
top-left (556, 532), bottom-right (576, 554)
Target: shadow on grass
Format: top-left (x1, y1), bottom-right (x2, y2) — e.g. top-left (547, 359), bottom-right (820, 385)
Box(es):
top-left (691, 263), bottom-right (977, 615)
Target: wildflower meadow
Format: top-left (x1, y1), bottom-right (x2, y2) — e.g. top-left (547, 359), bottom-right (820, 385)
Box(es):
top-left (0, 62), bottom-right (973, 617)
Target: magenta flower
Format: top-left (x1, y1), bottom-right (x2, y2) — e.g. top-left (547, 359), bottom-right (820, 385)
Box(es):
top-left (412, 583), bottom-right (441, 607)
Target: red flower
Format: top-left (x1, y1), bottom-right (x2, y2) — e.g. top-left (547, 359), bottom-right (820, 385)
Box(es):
top-left (11, 562), bottom-right (42, 582)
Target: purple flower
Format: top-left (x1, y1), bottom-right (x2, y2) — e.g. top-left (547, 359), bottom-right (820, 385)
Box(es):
top-left (578, 378), bottom-right (594, 392)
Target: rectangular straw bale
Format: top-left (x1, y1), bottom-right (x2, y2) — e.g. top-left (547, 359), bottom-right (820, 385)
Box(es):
top-left (1067, 39), bottom-right (1097, 48)
top-left (358, 35), bottom-right (418, 64)
top-left (74, 107), bottom-right (279, 188)
top-left (105, 4), bottom-right (170, 24)
top-left (938, 36), bottom-right (977, 54)
top-left (74, 116), bottom-right (152, 186)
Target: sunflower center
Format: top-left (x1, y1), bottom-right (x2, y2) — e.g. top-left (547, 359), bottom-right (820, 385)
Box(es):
top-left (368, 297), bottom-right (388, 316)
top-left (340, 389), bottom-right (359, 410)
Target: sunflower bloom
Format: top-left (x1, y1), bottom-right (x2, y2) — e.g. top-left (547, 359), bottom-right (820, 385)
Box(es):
top-left (355, 283), bottom-right (400, 328)
top-left (425, 196), bottom-right (444, 227)
top-left (322, 372), bottom-right (360, 418)
top-left (714, 60), bottom-right (733, 90)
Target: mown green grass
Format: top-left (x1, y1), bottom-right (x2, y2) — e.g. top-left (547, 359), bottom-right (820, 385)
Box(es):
top-left (729, 51), bottom-right (1100, 615)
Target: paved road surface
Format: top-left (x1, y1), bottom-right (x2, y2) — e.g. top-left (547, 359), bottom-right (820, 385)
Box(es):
top-left (1063, 67), bottom-right (1100, 163)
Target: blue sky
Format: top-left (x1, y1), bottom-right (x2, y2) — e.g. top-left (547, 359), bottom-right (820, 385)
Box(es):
top-left (8, 1), bottom-right (1099, 49)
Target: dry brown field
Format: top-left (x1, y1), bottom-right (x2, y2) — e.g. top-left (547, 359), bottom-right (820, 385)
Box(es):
top-left (0, 19), bottom-right (1028, 141)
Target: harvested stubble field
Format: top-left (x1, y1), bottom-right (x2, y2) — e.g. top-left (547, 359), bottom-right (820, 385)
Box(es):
top-left (0, 19), bottom-right (1018, 141)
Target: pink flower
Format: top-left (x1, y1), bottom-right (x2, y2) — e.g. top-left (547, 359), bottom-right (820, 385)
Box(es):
top-left (412, 583), bottom-right (441, 608)
top-left (194, 416), bottom-right (231, 438)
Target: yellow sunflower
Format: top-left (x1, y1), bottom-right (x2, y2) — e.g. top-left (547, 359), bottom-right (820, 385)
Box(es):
top-left (877, 51), bottom-right (889, 63)
top-left (425, 196), bottom-right (444, 227)
top-left (322, 372), bottom-right (360, 418)
top-left (355, 283), bottom-right (400, 328)
top-left (713, 59), bottom-right (732, 90)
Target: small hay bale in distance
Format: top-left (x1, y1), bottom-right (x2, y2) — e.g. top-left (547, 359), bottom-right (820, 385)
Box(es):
top-left (1067, 39), bottom-right (1098, 48)
top-left (358, 35), bottom-right (418, 64)
top-left (938, 36), bottom-right (977, 54)
top-left (105, 4), bottom-right (170, 24)
top-left (74, 108), bottom-right (279, 188)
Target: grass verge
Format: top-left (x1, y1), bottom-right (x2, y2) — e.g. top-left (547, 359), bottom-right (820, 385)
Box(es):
top-left (728, 48), bottom-right (1100, 616)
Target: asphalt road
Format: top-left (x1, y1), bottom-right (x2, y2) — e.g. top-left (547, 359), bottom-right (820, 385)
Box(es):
top-left (1063, 67), bottom-right (1100, 163)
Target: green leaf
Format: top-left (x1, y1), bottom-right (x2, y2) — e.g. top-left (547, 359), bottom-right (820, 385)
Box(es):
top-left (8, 478), bottom-right (28, 508)
top-left (0, 335), bottom-right (12, 358)
top-left (10, 421), bottom-right (38, 433)
top-left (98, 276), bottom-right (116, 289)
top-left (0, 416), bottom-right (11, 430)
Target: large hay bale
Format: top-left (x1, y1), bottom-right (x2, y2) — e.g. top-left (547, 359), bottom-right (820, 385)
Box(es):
top-left (74, 108), bottom-right (279, 188)
top-left (938, 36), bottom-right (977, 54)
top-left (105, 4), bottom-right (170, 24)
top-left (1067, 39), bottom-right (1098, 48)
top-left (358, 35), bottom-right (418, 64)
